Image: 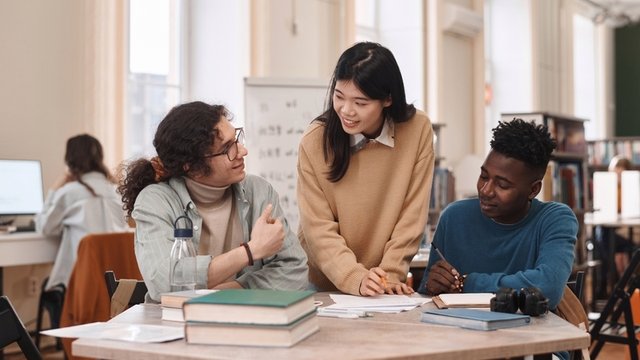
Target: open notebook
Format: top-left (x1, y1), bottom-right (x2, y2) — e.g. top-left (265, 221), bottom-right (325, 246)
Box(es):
top-left (432, 293), bottom-right (494, 309)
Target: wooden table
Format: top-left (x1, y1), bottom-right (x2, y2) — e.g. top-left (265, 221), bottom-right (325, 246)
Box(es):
top-left (72, 293), bottom-right (590, 360)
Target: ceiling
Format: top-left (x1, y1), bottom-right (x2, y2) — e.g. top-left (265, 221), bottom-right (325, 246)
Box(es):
top-left (584, 0), bottom-right (640, 26)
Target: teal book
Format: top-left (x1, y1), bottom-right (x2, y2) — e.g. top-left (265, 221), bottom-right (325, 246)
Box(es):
top-left (183, 289), bottom-right (316, 325)
top-left (421, 308), bottom-right (531, 331)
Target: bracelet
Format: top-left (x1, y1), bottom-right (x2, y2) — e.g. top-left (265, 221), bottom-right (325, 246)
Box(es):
top-left (459, 274), bottom-right (468, 292)
top-left (241, 242), bottom-right (254, 266)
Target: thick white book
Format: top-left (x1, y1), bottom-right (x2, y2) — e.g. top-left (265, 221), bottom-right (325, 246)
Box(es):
top-left (621, 170), bottom-right (640, 218)
top-left (162, 306), bottom-right (184, 322)
top-left (185, 311), bottom-right (319, 347)
top-left (160, 289), bottom-right (217, 309)
top-left (592, 171), bottom-right (618, 221)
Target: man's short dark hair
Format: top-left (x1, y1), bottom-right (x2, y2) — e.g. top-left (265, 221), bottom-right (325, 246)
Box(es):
top-left (490, 118), bottom-right (557, 176)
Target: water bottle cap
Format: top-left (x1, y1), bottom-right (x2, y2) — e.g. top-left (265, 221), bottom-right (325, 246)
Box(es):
top-left (173, 215), bottom-right (193, 238)
top-left (174, 228), bottom-right (193, 238)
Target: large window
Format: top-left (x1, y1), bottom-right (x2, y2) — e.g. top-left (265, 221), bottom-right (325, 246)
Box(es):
top-left (354, 0), bottom-right (424, 110)
top-left (573, 13), bottom-right (599, 140)
top-left (126, 0), bottom-right (184, 159)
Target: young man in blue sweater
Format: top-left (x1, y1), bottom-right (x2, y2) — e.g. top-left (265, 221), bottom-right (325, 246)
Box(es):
top-left (418, 119), bottom-right (577, 310)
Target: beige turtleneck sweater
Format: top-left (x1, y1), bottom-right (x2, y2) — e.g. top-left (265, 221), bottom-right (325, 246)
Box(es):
top-left (184, 178), bottom-right (243, 281)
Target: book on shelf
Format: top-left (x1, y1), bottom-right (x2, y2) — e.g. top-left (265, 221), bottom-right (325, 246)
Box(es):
top-left (183, 289), bottom-right (316, 325)
top-left (432, 293), bottom-right (494, 309)
top-left (421, 308), bottom-right (531, 331)
top-left (185, 311), bottom-right (319, 347)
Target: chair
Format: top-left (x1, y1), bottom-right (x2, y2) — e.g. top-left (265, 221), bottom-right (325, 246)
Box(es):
top-left (590, 249), bottom-right (640, 360)
top-left (566, 271), bottom-right (587, 360)
top-left (34, 277), bottom-right (65, 349)
top-left (0, 296), bottom-right (42, 360)
top-left (568, 271), bottom-right (586, 302)
top-left (104, 270), bottom-right (147, 317)
top-left (59, 232), bottom-right (142, 360)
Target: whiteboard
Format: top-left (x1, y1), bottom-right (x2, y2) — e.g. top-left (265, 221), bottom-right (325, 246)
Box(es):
top-left (244, 77), bottom-right (328, 230)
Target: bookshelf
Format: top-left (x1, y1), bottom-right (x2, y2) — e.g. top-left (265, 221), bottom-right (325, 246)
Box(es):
top-left (429, 123), bottom-right (455, 227)
top-left (586, 137), bottom-right (640, 204)
top-left (411, 123), bottom-right (454, 287)
top-left (501, 112), bottom-right (590, 266)
top-left (587, 137), bottom-right (640, 168)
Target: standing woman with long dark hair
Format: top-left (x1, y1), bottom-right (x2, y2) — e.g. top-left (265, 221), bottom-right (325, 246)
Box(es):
top-left (36, 134), bottom-right (127, 290)
top-left (297, 42), bottom-right (435, 296)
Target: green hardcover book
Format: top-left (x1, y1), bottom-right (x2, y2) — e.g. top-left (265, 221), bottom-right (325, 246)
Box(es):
top-left (183, 289), bottom-right (316, 325)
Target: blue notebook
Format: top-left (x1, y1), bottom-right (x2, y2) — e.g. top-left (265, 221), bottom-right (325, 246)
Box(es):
top-left (421, 308), bottom-right (531, 331)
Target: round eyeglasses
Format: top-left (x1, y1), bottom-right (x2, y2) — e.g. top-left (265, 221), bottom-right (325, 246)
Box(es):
top-left (204, 128), bottom-right (245, 161)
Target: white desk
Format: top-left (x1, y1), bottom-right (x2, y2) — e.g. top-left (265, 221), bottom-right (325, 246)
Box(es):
top-left (0, 231), bottom-right (59, 295)
top-left (73, 294), bottom-right (590, 360)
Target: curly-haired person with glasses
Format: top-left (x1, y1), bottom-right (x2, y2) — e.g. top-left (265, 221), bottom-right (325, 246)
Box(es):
top-left (119, 101), bottom-right (308, 302)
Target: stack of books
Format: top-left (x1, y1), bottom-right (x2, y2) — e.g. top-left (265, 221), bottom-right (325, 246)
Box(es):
top-left (160, 289), bottom-right (216, 322)
top-left (183, 289), bottom-right (318, 347)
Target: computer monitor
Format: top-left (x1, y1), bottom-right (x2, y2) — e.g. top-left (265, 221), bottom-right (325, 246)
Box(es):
top-left (0, 159), bottom-right (44, 217)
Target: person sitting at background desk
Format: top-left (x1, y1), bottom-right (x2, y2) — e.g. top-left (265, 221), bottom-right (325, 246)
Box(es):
top-left (297, 42), bottom-right (435, 296)
top-left (35, 134), bottom-right (127, 291)
top-left (418, 119), bottom-right (577, 311)
top-left (119, 101), bottom-right (309, 302)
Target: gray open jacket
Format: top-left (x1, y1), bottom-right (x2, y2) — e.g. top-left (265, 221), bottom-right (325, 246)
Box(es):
top-left (132, 175), bottom-right (309, 302)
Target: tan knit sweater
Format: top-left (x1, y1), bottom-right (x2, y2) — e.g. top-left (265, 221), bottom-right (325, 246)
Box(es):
top-left (297, 110), bottom-right (435, 295)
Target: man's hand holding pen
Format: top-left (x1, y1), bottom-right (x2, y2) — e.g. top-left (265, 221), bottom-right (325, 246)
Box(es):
top-left (426, 242), bottom-right (465, 295)
top-left (425, 260), bottom-right (463, 295)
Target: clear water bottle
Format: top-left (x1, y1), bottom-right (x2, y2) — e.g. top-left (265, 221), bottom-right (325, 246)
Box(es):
top-left (170, 215), bottom-right (197, 292)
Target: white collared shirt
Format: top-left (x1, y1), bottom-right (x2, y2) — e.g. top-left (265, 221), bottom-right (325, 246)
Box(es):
top-left (349, 119), bottom-right (395, 152)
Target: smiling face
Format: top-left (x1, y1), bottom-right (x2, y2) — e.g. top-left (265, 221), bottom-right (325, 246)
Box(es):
top-left (332, 80), bottom-right (391, 138)
top-left (189, 116), bottom-right (247, 187)
top-left (476, 151), bottom-right (542, 224)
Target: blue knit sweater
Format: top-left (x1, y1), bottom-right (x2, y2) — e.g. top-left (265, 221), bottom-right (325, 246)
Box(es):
top-left (418, 198), bottom-right (577, 309)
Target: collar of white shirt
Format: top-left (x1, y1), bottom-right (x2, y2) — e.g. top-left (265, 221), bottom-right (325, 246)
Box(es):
top-left (349, 119), bottom-right (395, 153)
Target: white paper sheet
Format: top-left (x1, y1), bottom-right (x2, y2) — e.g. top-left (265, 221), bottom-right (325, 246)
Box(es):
top-left (327, 294), bottom-right (429, 313)
top-left (41, 322), bottom-right (184, 343)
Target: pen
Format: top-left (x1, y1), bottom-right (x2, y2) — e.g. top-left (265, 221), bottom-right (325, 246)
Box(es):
top-left (317, 308), bottom-right (371, 317)
top-left (431, 242), bottom-right (447, 263)
top-left (431, 242), bottom-right (461, 285)
top-left (317, 312), bottom-right (360, 319)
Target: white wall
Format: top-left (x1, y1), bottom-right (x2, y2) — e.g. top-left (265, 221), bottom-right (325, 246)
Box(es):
top-left (428, 0), bottom-right (483, 169)
top-left (0, 0), bottom-right (88, 331)
top-left (251, 0), bottom-right (340, 80)
top-left (0, 0), bottom-right (87, 188)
